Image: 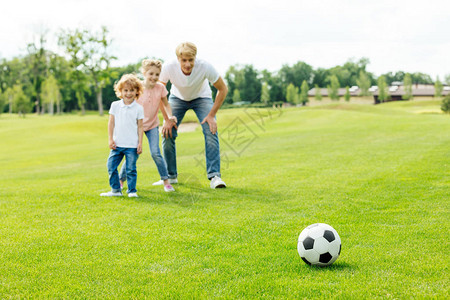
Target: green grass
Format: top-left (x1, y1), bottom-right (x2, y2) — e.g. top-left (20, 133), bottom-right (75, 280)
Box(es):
top-left (0, 100), bottom-right (449, 298)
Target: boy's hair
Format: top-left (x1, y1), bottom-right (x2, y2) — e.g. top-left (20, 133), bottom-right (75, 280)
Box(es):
top-left (141, 59), bottom-right (163, 74)
top-left (175, 42), bottom-right (197, 58)
top-left (114, 74), bottom-right (143, 99)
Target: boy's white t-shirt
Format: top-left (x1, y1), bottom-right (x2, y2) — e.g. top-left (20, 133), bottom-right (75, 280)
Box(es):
top-left (159, 58), bottom-right (220, 101)
top-left (109, 100), bottom-right (144, 148)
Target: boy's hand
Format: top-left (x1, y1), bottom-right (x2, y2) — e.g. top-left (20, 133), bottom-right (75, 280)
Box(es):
top-left (137, 144), bottom-right (142, 154)
top-left (109, 140), bottom-right (117, 150)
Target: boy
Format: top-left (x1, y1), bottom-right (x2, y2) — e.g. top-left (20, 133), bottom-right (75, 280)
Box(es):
top-left (100, 74), bottom-right (144, 197)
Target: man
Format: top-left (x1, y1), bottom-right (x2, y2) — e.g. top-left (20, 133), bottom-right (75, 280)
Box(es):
top-left (157, 42), bottom-right (228, 189)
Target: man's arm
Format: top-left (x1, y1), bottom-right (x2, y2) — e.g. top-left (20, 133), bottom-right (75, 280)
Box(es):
top-left (201, 77), bottom-right (228, 134)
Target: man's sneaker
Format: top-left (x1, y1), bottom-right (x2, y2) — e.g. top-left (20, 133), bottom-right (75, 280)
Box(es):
top-left (128, 192), bottom-right (138, 197)
top-left (100, 191), bottom-right (123, 197)
top-left (210, 176), bottom-right (226, 189)
top-left (164, 184), bottom-right (175, 192)
top-left (153, 178), bottom-right (178, 186)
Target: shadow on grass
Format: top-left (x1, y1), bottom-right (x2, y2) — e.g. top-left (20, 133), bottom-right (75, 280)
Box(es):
top-left (130, 172), bottom-right (284, 207)
top-left (302, 261), bottom-right (354, 272)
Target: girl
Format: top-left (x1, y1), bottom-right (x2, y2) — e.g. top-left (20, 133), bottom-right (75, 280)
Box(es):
top-left (120, 59), bottom-right (177, 192)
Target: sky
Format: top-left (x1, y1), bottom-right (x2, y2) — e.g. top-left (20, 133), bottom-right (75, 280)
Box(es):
top-left (1, 0), bottom-right (449, 80)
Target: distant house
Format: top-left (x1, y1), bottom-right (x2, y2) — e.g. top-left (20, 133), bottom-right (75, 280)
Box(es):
top-left (308, 84), bottom-right (450, 104)
top-left (373, 83), bottom-right (450, 104)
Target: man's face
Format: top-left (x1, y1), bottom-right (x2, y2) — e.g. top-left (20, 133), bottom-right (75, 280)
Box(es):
top-left (178, 54), bottom-right (195, 75)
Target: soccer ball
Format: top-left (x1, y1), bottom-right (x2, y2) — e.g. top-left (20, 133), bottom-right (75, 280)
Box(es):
top-left (297, 223), bottom-right (341, 266)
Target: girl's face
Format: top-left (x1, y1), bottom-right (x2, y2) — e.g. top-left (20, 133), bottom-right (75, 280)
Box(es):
top-left (177, 54), bottom-right (195, 75)
top-left (121, 84), bottom-right (137, 102)
top-left (144, 66), bottom-right (160, 87)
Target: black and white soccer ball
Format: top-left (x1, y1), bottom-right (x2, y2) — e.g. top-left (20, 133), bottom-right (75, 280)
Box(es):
top-left (297, 223), bottom-right (341, 266)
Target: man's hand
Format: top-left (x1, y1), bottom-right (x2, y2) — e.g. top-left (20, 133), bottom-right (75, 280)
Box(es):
top-left (162, 117), bottom-right (178, 138)
top-left (201, 115), bottom-right (217, 135)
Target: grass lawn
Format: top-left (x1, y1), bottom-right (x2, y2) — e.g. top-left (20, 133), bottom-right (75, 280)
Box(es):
top-left (0, 100), bottom-right (449, 298)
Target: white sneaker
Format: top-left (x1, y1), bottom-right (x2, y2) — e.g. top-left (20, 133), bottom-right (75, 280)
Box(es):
top-left (153, 178), bottom-right (178, 186)
top-left (100, 191), bottom-right (123, 197)
top-left (210, 176), bottom-right (226, 189)
top-left (128, 192), bottom-right (138, 197)
top-left (164, 184), bottom-right (175, 192)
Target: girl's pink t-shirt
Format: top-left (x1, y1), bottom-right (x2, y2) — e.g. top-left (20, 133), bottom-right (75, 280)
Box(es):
top-left (136, 82), bottom-right (169, 131)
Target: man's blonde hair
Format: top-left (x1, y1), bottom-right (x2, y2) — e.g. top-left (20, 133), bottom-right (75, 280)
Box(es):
top-left (114, 74), bottom-right (144, 99)
top-left (141, 59), bottom-right (163, 74)
top-left (175, 42), bottom-right (197, 58)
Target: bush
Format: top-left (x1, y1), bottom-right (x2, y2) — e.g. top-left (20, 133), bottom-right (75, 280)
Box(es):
top-left (441, 95), bottom-right (450, 114)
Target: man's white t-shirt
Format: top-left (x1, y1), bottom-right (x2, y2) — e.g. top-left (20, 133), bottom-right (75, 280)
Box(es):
top-left (109, 100), bottom-right (144, 148)
top-left (159, 59), bottom-right (220, 101)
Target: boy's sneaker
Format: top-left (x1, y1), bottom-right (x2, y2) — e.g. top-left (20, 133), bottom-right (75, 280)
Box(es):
top-left (164, 184), bottom-right (175, 192)
top-left (100, 191), bottom-right (123, 197)
top-left (210, 176), bottom-right (226, 189)
top-left (128, 192), bottom-right (138, 198)
top-left (153, 178), bottom-right (178, 186)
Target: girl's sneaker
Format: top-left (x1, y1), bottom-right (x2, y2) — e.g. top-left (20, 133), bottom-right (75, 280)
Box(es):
top-left (164, 184), bottom-right (175, 192)
top-left (128, 192), bottom-right (138, 197)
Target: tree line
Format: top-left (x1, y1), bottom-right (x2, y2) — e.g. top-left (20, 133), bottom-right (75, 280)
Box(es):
top-left (1, 26), bottom-right (449, 117)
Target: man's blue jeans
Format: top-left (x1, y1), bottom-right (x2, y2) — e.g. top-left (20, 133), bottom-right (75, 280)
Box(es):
top-left (107, 147), bottom-right (138, 193)
top-left (120, 127), bottom-right (169, 181)
top-left (162, 95), bottom-right (221, 180)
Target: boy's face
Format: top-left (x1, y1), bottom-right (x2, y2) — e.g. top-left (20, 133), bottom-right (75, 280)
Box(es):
top-left (121, 84), bottom-right (137, 102)
top-left (144, 66), bottom-right (160, 87)
top-left (177, 54), bottom-right (195, 75)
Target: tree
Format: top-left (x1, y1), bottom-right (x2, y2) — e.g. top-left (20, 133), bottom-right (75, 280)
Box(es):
top-left (356, 70), bottom-right (372, 96)
top-left (299, 80), bottom-right (309, 105)
top-left (4, 87), bottom-right (14, 114)
top-left (58, 28), bottom-right (91, 115)
top-left (434, 78), bottom-right (443, 98)
top-left (286, 83), bottom-right (298, 104)
top-left (279, 61), bottom-right (313, 100)
top-left (12, 84), bottom-right (32, 117)
top-left (327, 75), bottom-right (340, 100)
top-left (224, 65), bottom-right (243, 104)
top-left (381, 71), bottom-right (405, 85)
top-left (241, 65), bottom-right (261, 103)
top-left (377, 76), bottom-right (390, 103)
top-left (314, 84), bottom-right (322, 101)
top-left (445, 74), bottom-right (450, 86)
top-left (25, 32), bottom-right (49, 114)
top-left (262, 69), bottom-right (283, 103)
top-left (261, 82), bottom-right (270, 104)
top-left (232, 89), bottom-right (241, 103)
top-left (40, 74), bottom-right (61, 115)
top-left (0, 90), bottom-right (5, 115)
top-left (441, 94), bottom-right (450, 114)
top-left (402, 73), bottom-right (413, 100)
top-left (84, 26), bottom-right (117, 115)
top-left (344, 86), bottom-right (350, 102)
top-left (411, 72), bottom-right (433, 84)
top-left (48, 53), bottom-right (72, 113)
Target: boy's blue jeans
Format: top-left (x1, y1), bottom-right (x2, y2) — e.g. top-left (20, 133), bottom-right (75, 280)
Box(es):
top-left (107, 147), bottom-right (138, 193)
top-left (120, 127), bottom-right (169, 181)
top-left (162, 95), bottom-right (221, 180)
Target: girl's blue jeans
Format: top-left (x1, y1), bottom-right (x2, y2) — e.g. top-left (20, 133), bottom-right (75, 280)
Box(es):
top-left (162, 95), bottom-right (221, 180)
